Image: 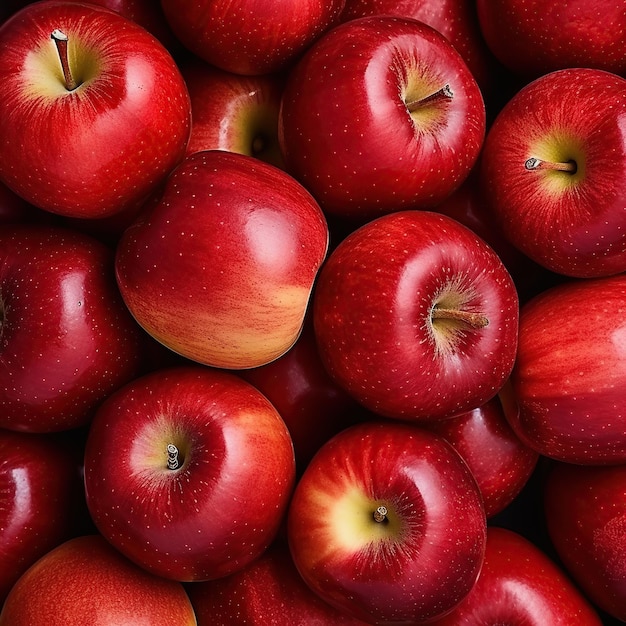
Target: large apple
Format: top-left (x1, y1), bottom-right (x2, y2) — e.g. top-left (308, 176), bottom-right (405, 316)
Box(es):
top-left (503, 273), bottom-right (626, 464)
top-left (0, 0), bottom-right (191, 219)
top-left (160, 0), bottom-right (345, 76)
top-left (313, 210), bottom-right (519, 421)
top-left (115, 149), bottom-right (329, 370)
top-left (480, 67), bottom-right (626, 278)
top-left (431, 526), bottom-right (603, 625)
top-left (0, 534), bottom-right (197, 625)
top-left (0, 224), bottom-right (144, 433)
top-left (287, 420), bottom-right (487, 624)
top-left (278, 16), bottom-right (486, 221)
top-left (84, 365), bottom-right (296, 582)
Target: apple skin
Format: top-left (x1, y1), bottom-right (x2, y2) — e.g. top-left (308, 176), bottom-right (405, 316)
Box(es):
top-left (480, 68), bottom-right (626, 278)
top-left (0, 0), bottom-right (191, 219)
top-left (430, 526), bottom-right (603, 625)
top-left (503, 273), bottom-right (626, 465)
top-left (423, 394), bottom-right (539, 518)
top-left (287, 420), bottom-right (487, 624)
top-left (278, 16), bottom-right (486, 221)
top-left (180, 57), bottom-right (286, 169)
top-left (160, 0), bottom-right (345, 76)
top-left (313, 210), bottom-right (519, 422)
top-left (0, 225), bottom-right (144, 433)
top-left (544, 462), bottom-right (626, 623)
top-left (476, 0), bottom-right (626, 79)
top-left (84, 365), bottom-right (296, 582)
top-left (115, 149), bottom-right (329, 370)
top-left (0, 534), bottom-right (197, 625)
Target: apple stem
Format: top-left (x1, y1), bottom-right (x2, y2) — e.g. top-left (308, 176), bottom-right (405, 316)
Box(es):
top-left (406, 84), bottom-right (453, 112)
top-left (525, 157), bottom-right (577, 173)
top-left (432, 307), bottom-right (489, 329)
top-left (166, 443), bottom-right (180, 470)
top-left (373, 505), bottom-right (388, 523)
top-left (51, 29), bottom-right (78, 91)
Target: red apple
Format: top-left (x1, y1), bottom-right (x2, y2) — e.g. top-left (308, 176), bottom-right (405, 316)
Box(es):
top-left (313, 210), bottom-right (519, 422)
top-left (0, 429), bottom-right (84, 602)
top-left (84, 365), bottom-right (296, 582)
top-left (115, 149), bottom-right (329, 370)
top-left (0, 1), bottom-right (191, 219)
top-left (503, 273), bottom-right (626, 464)
top-left (431, 526), bottom-right (603, 625)
top-left (287, 420), bottom-right (487, 623)
top-left (544, 462), bottom-right (626, 623)
top-left (0, 225), bottom-right (144, 433)
top-left (0, 534), bottom-right (197, 625)
top-left (480, 67), bottom-right (626, 278)
top-left (278, 16), bottom-right (486, 221)
top-left (424, 394), bottom-right (539, 518)
top-left (160, 0), bottom-right (345, 76)
top-left (477, 0), bottom-right (626, 79)
top-left (186, 539), bottom-right (369, 625)
top-left (180, 57), bottom-right (286, 169)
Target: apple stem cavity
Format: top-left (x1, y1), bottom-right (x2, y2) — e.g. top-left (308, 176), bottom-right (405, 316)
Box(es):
top-left (525, 157), bottom-right (577, 174)
top-left (431, 307), bottom-right (489, 329)
top-left (373, 505), bottom-right (388, 523)
top-left (51, 29), bottom-right (78, 91)
top-left (406, 84), bottom-right (453, 112)
top-left (166, 443), bottom-right (180, 470)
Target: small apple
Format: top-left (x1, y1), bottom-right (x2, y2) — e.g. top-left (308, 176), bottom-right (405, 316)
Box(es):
top-left (0, 534), bottom-right (197, 625)
top-left (84, 365), bottom-right (296, 582)
top-left (287, 420), bottom-right (487, 623)
top-left (0, 224), bottom-right (144, 433)
top-left (313, 210), bottom-right (519, 421)
top-left (480, 67), bottom-right (626, 278)
top-left (115, 149), bottom-right (329, 370)
top-left (278, 15), bottom-right (486, 220)
top-left (0, 0), bottom-right (191, 219)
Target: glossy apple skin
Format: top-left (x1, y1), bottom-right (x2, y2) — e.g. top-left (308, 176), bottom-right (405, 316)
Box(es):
top-left (161, 0), bottom-right (345, 76)
top-left (0, 225), bottom-right (144, 433)
top-left (504, 274), bottom-right (626, 464)
top-left (279, 16), bottom-right (486, 220)
top-left (544, 462), bottom-right (626, 622)
top-left (481, 68), bottom-right (626, 278)
top-left (0, 534), bottom-right (197, 625)
top-left (115, 150), bottom-right (329, 369)
top-left (288, 420), bottom-right (487, 624)
top-left (84, 366), bottom-right (296, 582)
top-left (431, 526), bottom-right (603, 625)
top-left (180, 57), bottom-right (286, 169)
top-left (477, 0), bottom-right (626, 78)
top-left (186, 540), bottom-right (369, 625)
top-left (313, 210), bottom-right (519, 421)
top-left (0, 1), bottom-right (191, 219)
top-left (0, 429), bottom-right (84, 602)
top-left (424, 394), bottom-right (539, 518)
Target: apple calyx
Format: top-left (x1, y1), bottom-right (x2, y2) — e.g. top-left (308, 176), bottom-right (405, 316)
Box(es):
top-left (373, 505), bottom-right (389, 523)
top-left (525, 157), bottom-right (577, 174)
top-left (51, 29), bottom-right (78, 91)
top-left (406, 84), bottom-right (454, 113)
top-left (166, 443), bottom-right (181, 470)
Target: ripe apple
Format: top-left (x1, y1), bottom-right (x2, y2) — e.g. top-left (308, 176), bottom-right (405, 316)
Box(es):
top-left (0, 225), bottom-right (144, 433)
top-left (160, 0), bottom-right (345, 76)
top-left (544, 462), bottom-right (626, 623)
top-left (180, 57), bottom-right (285, 169)
top-left (480, 67), bottom-right (626, 278)
top-left (0, 534), bottom-right (197, 625)
top-left (313, 210), bottom-right (519, 421)
top-left (287, 420), bottom-right (487, 623)
top-left (0, 0), bottom-right (191, 219)
top-left (503, 273), bottom-right (626, 464)
top-left (278, 16), bottom-right (486, 220)
top-left (476, 0), bottom-right (626, 79)
top-left (115, 149), bottom-right (329, 370)
top-left (84, 365), bottom-right (296, 582)
top-left (431, 526), bottom-right (603, 625)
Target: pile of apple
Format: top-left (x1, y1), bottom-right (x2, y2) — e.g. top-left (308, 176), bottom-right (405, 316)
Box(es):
top-left (1, 0), bottom-right (625, 624)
